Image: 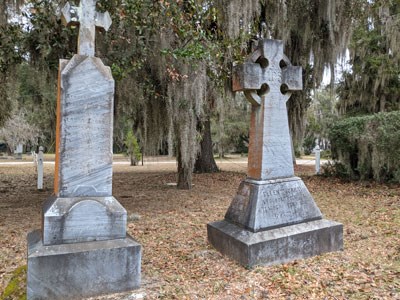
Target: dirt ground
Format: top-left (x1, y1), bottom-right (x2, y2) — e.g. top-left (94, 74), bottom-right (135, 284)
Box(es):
top-left (0, 156), bottom-right (399, 299)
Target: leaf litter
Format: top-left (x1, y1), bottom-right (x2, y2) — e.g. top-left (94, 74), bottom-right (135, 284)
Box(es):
top-left (0, 162), bottom-right (399, 299)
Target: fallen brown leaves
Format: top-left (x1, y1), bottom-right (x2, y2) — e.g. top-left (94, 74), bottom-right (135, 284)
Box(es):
top-left (0, 161), bottom-right (399, 299)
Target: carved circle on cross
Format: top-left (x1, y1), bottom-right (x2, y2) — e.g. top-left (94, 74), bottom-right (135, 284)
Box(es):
top-left (244, 47), bottom-right (293, 105)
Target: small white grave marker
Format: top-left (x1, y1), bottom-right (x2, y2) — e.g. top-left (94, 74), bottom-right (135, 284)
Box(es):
top-left (315, 144), bottom-right (321, 174)
top-left (15, 143), bottom-right (23, 159)
top-left (37, 146), bottom-right (44, 190)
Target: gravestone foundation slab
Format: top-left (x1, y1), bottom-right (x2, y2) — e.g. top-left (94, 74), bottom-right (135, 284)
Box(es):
top-left (27, 230), bottom-right (141, 300)
top-left (208, 219), bottom-right (343, 267)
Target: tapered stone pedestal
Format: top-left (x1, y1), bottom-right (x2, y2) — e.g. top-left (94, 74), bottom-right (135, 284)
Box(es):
top-left (208, 177), bottom-right (343, 267)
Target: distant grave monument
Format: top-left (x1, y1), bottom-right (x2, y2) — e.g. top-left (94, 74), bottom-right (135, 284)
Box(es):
top-left (27, 1), bottom-right (141, 299)
top-left (14, 143), bottom-right (23, 159)
top-left (36, 146), bottom-right (44, 190)
top-left (208, 39), bottom-right (343, 267)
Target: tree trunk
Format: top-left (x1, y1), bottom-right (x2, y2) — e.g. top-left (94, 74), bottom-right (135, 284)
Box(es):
top-left (0, 74), bottom-right (11, 127)
top-left (194, 117), bottom-right (219, 173)
top-left (177, 139), bottom-right (192, 189)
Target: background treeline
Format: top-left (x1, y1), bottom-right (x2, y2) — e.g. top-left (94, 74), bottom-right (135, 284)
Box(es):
top-left (0, 0), bottom-right (399, 185)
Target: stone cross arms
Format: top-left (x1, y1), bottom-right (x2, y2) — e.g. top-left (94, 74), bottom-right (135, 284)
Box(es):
top-left (232, 39), bottom-right (302, 180)
top-left (233, 39), bottom-right (302, 105)
top-left (61, 0), bottom-right (112, 56)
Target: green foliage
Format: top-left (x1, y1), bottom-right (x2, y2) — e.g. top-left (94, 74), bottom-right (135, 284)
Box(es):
top-left (211, 98), bottom-right (250, 156)
top-left (329, 111), bottom-right (400, 182)
top-left (125, 129), bottom-right (142, 166)
top-left (0, 0), bottom-right (385, 185)
top-left (0, 265), bottom-right (27, 300)
top-left (0, 23), bottom-right (24, 72)
top-left (303, 88), bottom-right (337, 154)
top-left (321, 161), bottom-right (350, 180)
top-left (337, 1), bottom-right (400, 115)
top-left (23, 0), bottom-right (77, 69)
top-left (15, 63), bottom-right (57, 150)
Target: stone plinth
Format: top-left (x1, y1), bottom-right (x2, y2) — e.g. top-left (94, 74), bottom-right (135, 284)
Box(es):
top-left (27, 230), bottom-right (141, 300)
top-left (42, 196), bottom-right (127, 245)
top-left (225, 177), bottom-right (322, 232)
top-left (208, 219), bottom-right (343, 267)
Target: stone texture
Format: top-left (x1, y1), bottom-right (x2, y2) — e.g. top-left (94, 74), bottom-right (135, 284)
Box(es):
top-left (42, 196), bottom-right (127, 245)
top-left (61, 0), bottom-right (112, 56)
top-left (232, 39), bottom-right (302, 181)
top-left (225, 177), bottom-right (322, 232)
top-left (27, 4), bottom-right (142, 299)
top-left (27, 230), bottom-right (141, 300)
top-left (55, 55), bottom-right (114, 198)
top-left (208, 219), bottom-right (343, 267)
top-left (208, 39), bottom-right (343, 267)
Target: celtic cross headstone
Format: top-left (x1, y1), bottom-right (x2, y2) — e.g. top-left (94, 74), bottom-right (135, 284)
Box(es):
top-left (27, 1), bottom-right (141, 299)
top-left (208, 39), bottom-right (343, 267)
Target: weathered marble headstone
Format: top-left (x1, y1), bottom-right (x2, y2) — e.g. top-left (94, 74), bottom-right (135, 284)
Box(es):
top-left (207, 39), bottom-right (343, 267)
top-left (315, 144), bottom-right (321, 174)
top-left (37, 146), bottom-right (43, 190)
top-left (27, 1), bottom-right (141, 299)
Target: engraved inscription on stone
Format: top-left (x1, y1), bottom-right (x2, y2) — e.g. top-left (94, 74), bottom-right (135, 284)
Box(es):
top-left (260, 65), bottom-right (281, 86)
top-left (253, 180), bottom-right (322, 230)
top-left (225, 178), bottom-right (323, 232)
top-left (208, 39), bottom-right (343, 268)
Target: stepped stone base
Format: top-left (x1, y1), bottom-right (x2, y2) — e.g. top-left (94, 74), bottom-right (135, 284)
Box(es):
top-left (27, 230), bottom-right (141, 300)
top-left (207, 219), bottom-right (343, 267)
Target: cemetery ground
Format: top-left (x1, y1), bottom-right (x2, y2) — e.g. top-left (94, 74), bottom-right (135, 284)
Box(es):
top-left (0, 156), bottom-right (399, 299)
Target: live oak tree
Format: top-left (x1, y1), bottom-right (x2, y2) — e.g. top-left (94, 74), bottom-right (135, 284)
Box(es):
top-left (1, 0), bottom-right (385, 189)
top-left (337, 0), bottom-right (400, 115)
top-left (329, 0), bottom-right (400, 182)
top-left (0, 0), bottom-right (25, 127)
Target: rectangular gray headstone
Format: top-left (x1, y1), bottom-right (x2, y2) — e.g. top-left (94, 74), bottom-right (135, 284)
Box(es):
top-left (27, 2), bottom-right (141, 299)
top-left (55, 56), bottom-right (114, 198)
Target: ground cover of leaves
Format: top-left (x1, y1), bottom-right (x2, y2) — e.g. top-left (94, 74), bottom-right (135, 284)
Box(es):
top-left (0, 158), bottom-right (399, 299)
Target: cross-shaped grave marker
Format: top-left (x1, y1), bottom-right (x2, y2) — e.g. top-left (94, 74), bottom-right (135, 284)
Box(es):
top-left (208, 39), bottom-right (343, 267)
top-left (232, 39), bottom-right (302, 180)
top-left (62, 0), bottom-right (111, 56)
